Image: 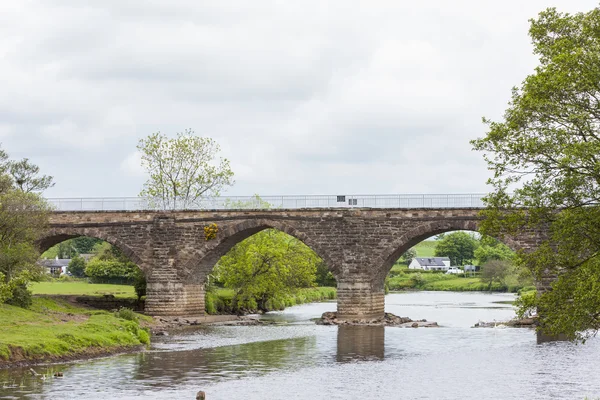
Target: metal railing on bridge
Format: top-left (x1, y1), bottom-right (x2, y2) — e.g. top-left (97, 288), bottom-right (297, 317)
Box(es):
top-left (46, 194), bottom-right (487, 211)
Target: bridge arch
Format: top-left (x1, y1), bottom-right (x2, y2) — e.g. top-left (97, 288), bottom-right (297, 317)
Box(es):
top-left (177, 218), bottom-right (340, 283)
top-left (38, 228), bottom-right (146, 270)
top-left (377, 219), bottom-right (521, 281)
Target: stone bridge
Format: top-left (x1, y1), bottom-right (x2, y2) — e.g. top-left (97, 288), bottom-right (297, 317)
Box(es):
top-left (43, 208), bottom-right (545, 319)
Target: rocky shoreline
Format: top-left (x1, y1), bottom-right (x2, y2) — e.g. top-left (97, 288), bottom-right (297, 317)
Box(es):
top-left (472, 317), bottom-right (537, 328)
top-left (316, 312), bottom-right (439, 327)
top-left (150, 315), bottom-right (266, 335)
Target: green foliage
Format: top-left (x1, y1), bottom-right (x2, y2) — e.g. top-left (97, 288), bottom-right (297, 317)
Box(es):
top-left (7, 158), bottom-right (54, 193)
top-left (133, 270), bottom-right (146, 300)
top-left (114, 307), bottom-right (138, 322)
top-left (480, 260), bottom-right (511, 288)
top-left (68, 256), bottom-right (87, 278)
top-left (71, 237), bottom-right (102, 254)
top-left (213, 229), bottom-right (321, 312)
top-left (474, 239), bottom-right (514, 265)
top-left (315, 261), bottom-right (336, 287)
top-left (137, 129), bottom-right (234, 210)
top-left (526, 260), bottom-right (600, 342)
top-left (471, 6), bottom-right (600, 339)
top-left (84, 259), bottom-right (139, 284)
top-left (224, 194), bottom-right (272, 209)
top-left (204, 287), bottom-right (336, 315)
top-left (4, 282), bottom-right (32, 309)
top-left (399, 247), bottom-right (417, 265)
top-left (434, 232), bottom-right (479, 266)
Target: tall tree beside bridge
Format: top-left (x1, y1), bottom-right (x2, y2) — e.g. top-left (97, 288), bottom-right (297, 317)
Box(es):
top-left (471, 6), bottom-right (600, 341)
top-left (0, 146), bottom-right (52, 307)
top-left (137, 129), bottom-right (234, 210)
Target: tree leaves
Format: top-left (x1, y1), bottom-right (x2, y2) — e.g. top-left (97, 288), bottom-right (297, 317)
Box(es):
top-left (471, 6), bottom-right (600, 340)
top-left (137, 129), bottom-right (234, 209)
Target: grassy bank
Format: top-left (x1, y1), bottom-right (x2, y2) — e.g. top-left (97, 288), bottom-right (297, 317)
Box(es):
top-left (387, 269), bottom-right (534, 293)
top-left (30, 281), bottom-right (135, 298)
top-left (0, 297), bottom-right (150, 367)
top-left (205, 287), bottom-right (337, 315)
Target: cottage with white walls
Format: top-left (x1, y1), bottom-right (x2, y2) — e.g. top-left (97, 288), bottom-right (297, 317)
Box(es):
top-left (408, 257), bottom-right (451, 271)
top-left (39, 257), bottom-right (70, 275)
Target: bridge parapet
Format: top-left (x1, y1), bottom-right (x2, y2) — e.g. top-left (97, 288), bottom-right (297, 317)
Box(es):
top-left (46, 194), bottom-right (487, 211)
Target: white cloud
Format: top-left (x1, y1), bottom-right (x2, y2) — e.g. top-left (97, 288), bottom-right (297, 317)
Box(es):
top-left (0, 0), bottom-right (597, 198)
top-left (120, 151), bottom-right (145, 178)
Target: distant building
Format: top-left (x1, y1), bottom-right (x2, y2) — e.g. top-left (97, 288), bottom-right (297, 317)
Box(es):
top-left (408, 257), bottom-right (451, 271)
top-left (463, 265), bottom-right (480, 272)
top-left (39, 257), bottom-right (70, 275)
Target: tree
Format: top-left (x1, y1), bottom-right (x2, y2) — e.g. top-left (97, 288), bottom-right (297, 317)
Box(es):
top-left (399, 247), bottom-right (417, 265)
top-left (213, 229), bottom-right (320, 312)
top-left (8, 158), bottom-right (54, 193)
top-left (68, 256), bottom-right (87, 278)
top-left (474, 241), bottom-right (514, 265)
top-left (71, 237), bottom-right (102, 254)
top-left (481, 260), bottom-right (511, 289)
top-left (315, 260), bottom-right (336, 287)
top-left (434, 232), bottom-right (478, 266)
top-left (137, 129), bottom-right (234, 210)
top-left (0, 146), bottom-right (52, 307)
top-left (471, 6), bottom-right (600, 340)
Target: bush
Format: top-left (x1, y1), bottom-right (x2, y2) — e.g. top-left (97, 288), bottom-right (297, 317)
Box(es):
top-left (68, 256), bottom-right (87, 278)
top-left (114, 307), bottom-right (138, 322)
top-left (133, 270), bottom-right (146, 300)
top-left (85, 259), bottom-right (138, 284)
top-left (5, 283), bottom-right (32, 309)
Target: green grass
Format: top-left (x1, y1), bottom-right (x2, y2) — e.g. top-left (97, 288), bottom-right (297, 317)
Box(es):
top-left (413, 240), bottom-right (437, 257)
top-left (387, 272), bottom-right (525, 292)
top-left (0, 297), bottom-right (150, 364)
top-left (30, 281), bottom-right (135, 298)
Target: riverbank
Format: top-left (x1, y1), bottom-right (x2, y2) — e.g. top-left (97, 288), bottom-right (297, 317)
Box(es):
top-left (387, 269), bottom-right (534, 293)
top-left (0, 297), bottom-right (150, 368)
top-left (205, 286), bottom-right (337, 315)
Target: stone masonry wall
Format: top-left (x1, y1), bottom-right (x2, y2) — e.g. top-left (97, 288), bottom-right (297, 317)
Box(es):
top-left (45, 208), bottom-right (547, 318)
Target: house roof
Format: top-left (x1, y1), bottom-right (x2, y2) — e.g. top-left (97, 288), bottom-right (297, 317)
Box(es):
top-left (414, 257), bottom-right (449, 267)
top-left (39, 259), bottom-right (70, 268)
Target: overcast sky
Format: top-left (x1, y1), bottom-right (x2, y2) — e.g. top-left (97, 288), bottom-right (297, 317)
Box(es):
top-left (0, 0), bottom-right (596, 198)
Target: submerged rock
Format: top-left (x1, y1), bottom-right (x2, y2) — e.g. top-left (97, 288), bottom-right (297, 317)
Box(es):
top-left (316, 312), bottom-right (439, 327)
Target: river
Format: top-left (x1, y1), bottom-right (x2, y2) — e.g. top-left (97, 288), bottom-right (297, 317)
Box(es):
top-left (2, 291), bottom-right (600, 399)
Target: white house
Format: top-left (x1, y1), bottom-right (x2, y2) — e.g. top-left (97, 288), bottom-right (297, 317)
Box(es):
top-left (39, 257), bottom-right (70, 275)
top-left (408, 257), bottom-right (451, 271)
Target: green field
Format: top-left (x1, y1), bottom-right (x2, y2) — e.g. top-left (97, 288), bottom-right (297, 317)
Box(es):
top-left (30, 282), bottom-right (135, 298)
top-left (412, 240), bottom-right (437, 257)
top-left (0, 297), bottom-right (149, 365)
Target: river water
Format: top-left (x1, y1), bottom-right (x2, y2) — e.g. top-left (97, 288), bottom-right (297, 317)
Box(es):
top-left (2, 291), bottom-right (600, 400)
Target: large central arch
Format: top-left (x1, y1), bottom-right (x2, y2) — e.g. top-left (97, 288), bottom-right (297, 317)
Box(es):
top-left (177, 218), bottom-right (340, 283)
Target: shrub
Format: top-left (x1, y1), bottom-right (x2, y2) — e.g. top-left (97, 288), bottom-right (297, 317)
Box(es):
top-left (133, 270), bottom-right (146, 300)
top-left (68, 256), bottom-right (87, 278)
top-left (114, 307), bottom-right (138, 322)
top-left (85, 259), bottom-right (138, 284)
top-left (5, 283), bottom-right (32, 308)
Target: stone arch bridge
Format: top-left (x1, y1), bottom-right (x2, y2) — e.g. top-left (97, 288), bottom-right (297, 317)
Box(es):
top-left (43, 208), bottom-right (545, 318)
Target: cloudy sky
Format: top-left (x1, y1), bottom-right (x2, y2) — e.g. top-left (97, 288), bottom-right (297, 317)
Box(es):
top-left (0, 0), bottom-right (596, 199)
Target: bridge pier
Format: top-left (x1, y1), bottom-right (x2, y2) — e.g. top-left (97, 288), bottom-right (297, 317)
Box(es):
top-left (145, 281), bottom-right (205, 316)
top-left (336, 280), bottom-right (385, 321)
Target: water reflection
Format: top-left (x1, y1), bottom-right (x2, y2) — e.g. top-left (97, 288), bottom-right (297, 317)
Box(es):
top-left (336, 325), bottom-right (385, 363)
top-left (132, 336), bottom-right (317, 388)
top-left (1, 292), bottom-right (600, 400)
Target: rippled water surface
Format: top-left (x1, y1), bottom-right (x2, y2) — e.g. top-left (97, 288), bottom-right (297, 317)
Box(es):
top-left (2, 291), bottom-right (600, 399)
